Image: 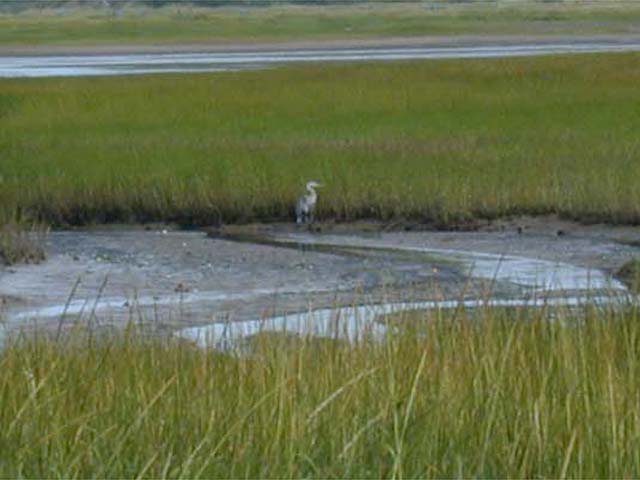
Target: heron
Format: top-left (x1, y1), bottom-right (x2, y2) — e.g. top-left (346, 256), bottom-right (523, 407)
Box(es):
top-left (295, 181), bottom-right (321, 224)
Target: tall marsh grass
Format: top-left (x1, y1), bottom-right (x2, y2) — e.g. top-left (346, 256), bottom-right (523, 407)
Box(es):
top-left (2, 53), bottom-right (640, 226)
top-left (2, 306), bottom-right (640, 478)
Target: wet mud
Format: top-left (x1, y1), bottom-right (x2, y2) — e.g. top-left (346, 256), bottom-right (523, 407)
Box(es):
top-left (1, 217), bottom-right (638, 347)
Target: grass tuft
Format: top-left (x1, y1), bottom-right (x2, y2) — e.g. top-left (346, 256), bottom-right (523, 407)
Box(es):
top-left (616, 259), bottom-right (640, 292)
top-left (0, 222), bottom-right (48, 266)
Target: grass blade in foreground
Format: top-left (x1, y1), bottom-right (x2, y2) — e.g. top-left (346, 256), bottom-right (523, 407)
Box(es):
top-left (1, 306), bottom-right (640, 477)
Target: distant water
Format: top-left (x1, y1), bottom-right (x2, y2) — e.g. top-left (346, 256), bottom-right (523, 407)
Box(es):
top-left (2, 42), bottom-right (640, 78)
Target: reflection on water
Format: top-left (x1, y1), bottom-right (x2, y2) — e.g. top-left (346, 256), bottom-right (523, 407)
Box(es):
top-left (177, 294), bottom-right (633, 351)
top-left (3, 42), bottom-right (640, 78)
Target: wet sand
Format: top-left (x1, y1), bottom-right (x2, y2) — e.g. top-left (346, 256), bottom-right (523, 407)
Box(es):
top-left (1, 216), bottom-right (637, 345)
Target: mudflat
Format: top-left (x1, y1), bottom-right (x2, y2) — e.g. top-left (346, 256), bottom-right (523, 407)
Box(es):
top-left (1, 216), bottom-right (637, 338)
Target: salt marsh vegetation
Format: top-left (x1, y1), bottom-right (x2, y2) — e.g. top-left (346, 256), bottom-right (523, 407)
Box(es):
top-left (1, 306), bottom-right (640, 478)
top-left (2, 53), bottom-right (640, 226)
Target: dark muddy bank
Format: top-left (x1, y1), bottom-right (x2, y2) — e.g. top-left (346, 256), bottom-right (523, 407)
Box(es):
top-left (210, 215), bottom-right (640, 274)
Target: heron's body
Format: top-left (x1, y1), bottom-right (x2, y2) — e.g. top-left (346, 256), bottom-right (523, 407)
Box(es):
top-left (296, 181), bottom-right (321, 224)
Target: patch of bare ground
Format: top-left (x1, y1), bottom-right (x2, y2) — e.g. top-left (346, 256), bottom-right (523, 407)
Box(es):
top-left (1, 215), bottom-right (638, 330)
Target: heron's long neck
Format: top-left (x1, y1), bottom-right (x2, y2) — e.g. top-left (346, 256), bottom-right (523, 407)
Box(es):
top-left (307, 185), bottom-right (317, 200)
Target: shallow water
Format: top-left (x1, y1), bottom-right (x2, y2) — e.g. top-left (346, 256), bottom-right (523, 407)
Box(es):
top-left (0, 227), bottom-right (634, 350)
top-left (267, 232), bottom-right (628, 292)
top-left (176, 232), bottom-right (630, 350)
top-left (8, 283), bottom-right (348, 322)
top-left (4, 231), bottom-right (624, 323)
top-left (177, 294), bottom-right (633, 351)
top-left (3, 42), bottom-right (640, 78)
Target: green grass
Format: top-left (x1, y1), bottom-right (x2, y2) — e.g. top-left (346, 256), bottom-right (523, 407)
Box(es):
top-left (2, 2), bottom-right (640, 47)
top-left (2, 53), bottom-right (640, 226)
top-left (1, 306), bottom-right (640, 478)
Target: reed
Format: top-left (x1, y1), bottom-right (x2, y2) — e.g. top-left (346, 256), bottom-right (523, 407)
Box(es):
top-left (1, 305), bottom-right (639, 478)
